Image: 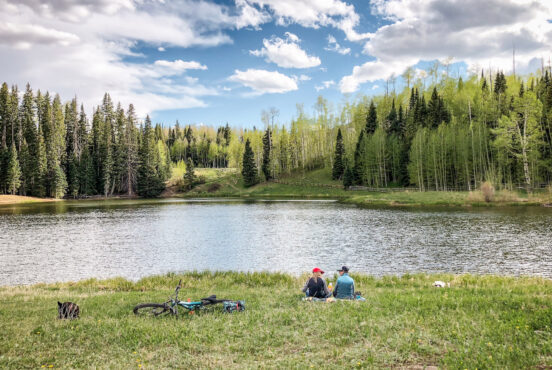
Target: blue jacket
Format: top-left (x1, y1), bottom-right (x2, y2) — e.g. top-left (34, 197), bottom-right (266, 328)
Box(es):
top-left (333, 273), bottom-right (355, 299)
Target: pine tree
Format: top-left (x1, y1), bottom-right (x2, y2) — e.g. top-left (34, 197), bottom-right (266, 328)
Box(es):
top-left (366, 101), bottom-right (377, 134)
top-left (183, 158), bottom-right (196, 190)
top-left (35, 126), bottom-right (47, 197)
top-left (343, 159), bottom-right (354, 188)
top-left (122, 104), bottom-right (138, 196)
top-left (332, 128), bottom-right (345, 180)
top-left (352, 130), bottom-right (366, 185)
top-left (136, 115), bottom-right (165, 197)
top-left (65, 99), bottom-right (79, 197)
top-left (6, 143), bottom-right (21, 194)
top-left (0, 83), bottom-right (9, 192)
top-left (261, 127), bottom-right (271, 180)
top-left (242, 138), bottom-right (258, 187)
top-left (388, 99), bottom-right (401, 135)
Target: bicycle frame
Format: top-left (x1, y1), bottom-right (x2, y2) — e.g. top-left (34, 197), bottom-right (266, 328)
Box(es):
top-left (164, 280), bottom-right (215, 314)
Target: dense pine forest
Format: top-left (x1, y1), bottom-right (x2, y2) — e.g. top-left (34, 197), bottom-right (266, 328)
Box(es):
top-left (0, 67), bottom-right (551, 198)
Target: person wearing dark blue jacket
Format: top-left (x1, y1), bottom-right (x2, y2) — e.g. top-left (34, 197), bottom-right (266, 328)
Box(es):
top-left (302, 267), bottom-right (331, 298)
top-left (333, 266), bottom-right (355, 299)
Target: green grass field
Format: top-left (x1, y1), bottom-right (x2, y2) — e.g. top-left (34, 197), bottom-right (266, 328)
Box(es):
top-left (172, 166), bottom-right (552, 207)
top-left (1, 272), bottom-right (551, 368)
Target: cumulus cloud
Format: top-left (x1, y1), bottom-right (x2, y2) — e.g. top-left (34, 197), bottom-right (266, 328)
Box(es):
top-left (340, 0), bottom-right (552, 93)
top-left (235, 0), bottom-right (271, 29)
top-left (324, 34), bottom-right (350, 55)
top-left (245, 0), bottom-right (372, 41)
top-left (229, 69), bottom-right (298, 94)
top-left (0, 0), bottom-right (257, 116)
top-left (250, 32), bottom-right (321, 68)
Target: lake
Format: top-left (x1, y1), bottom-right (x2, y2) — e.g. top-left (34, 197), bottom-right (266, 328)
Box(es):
top-left (1, 198), bottom-right (551, 285)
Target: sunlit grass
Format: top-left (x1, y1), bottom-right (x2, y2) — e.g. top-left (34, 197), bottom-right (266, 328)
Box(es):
top-left (1, 272), bottom-right (551, 368)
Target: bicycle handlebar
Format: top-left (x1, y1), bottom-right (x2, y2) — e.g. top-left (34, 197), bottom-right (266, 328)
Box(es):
top-left (174, 280), bottom-right (182, 300)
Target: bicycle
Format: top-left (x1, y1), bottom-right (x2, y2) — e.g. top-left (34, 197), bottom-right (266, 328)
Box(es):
top-left (133, 280), bottom-right (245, 317)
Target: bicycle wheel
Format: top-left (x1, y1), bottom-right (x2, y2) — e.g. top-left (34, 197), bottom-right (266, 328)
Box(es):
top-left (133, 303), bottom-right (174, 317)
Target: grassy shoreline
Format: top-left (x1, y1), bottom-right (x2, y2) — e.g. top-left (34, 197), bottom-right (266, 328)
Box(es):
top-left (2, 167), bottom-right (551, 207)
top-left (1, 272), bottom-right (551, 368)
top-left (173, 168), bottom-right (552, 208)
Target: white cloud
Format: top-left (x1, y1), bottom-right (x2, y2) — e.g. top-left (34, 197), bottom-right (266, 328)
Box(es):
top-left (315, 80), bottom-right (335, 91)
top-left (340, 0), bottom-right (552, 93)
top-left (0, 22), bottom-right (79, 50)
top-left (158, 46), bottom-right (165, 52)
top-left (234, 0), bottom-right (271, 29)
top-left (0, 0), bottom-right (252, 116)
top-left (372, 85), bottom-right (379, 90)
top-left (229, 69), bottom-right (298, 94)
top-left (298, 74), bottom-right (311, 81)
top-left (250, 33), bottom-right (320, 68)
top-left (324, 34), bottom-right (350, 55)
top-left (245, 0), bottom-right (372, 41)
top-left (154, 60), bottom-right (208, 72)
top-left (5, 0), bottom-right (135, 22)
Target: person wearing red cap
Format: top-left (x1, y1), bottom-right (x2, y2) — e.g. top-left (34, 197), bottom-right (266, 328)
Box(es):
top-left (301, 267), bottom-right (331, 298)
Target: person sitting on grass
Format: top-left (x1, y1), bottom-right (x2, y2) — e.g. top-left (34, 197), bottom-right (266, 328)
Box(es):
top-left (333, 266), bottom-right (355, 299)
top-left (302, 267), bottom-right (331, 298)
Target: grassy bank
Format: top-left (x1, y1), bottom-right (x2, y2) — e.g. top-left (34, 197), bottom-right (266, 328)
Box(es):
top-left (170, 167), bottom-right (552, 207)
top-left (0, 195), bottom-right (57, 205)
top-left (1, 272), bottom-right (551, 368)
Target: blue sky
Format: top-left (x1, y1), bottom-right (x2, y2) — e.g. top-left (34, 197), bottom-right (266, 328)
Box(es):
top-left (0, 0), bottom-right (550, 128)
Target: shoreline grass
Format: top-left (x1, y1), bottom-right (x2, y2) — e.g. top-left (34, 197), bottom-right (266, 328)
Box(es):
top-left (0, 195), bottom-right (58, 205)
top-left (2, 167), bottom-right (551, 207)
top-left (173, 167), bottom-right (552, 208)
top-left (1, 272), bottom-right (551, 368)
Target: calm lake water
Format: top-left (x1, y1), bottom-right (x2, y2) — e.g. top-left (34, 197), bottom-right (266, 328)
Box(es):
top-left (1, 199), bottom-right (552, 285)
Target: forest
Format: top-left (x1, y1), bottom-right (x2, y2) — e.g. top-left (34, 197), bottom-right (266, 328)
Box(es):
top-left (0, 66), bottom-right (551, 198)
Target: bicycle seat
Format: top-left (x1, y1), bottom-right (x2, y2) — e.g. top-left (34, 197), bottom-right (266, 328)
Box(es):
top-left (201, 295), bottom-right (218, 303)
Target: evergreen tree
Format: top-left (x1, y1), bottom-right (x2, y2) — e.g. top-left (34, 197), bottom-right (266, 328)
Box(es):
top-left (65, 99), bottom-right (79, 197)
top-left (242, 138), bottom-right (258, 187)
top-left (0, 83), bottom-right (9, 192)
top-left (352, 131), bottom-right (366, 185)
top-left (122, 104), bottom-right (138, 195)
top-left (332, 128), bottom-right (345, 180)
top-left (261, 127), bottom-right (271, 180)
top-left (20, 84), bottom-right (41, 195)
top-left (183, 158), bottom-right (196, 190)
top-left (366, 101), bottom-right (377, 134)
top-left (35, 126), bottom-right (47, 197)
top-left (343, 162), bottom-right (354, 188)
top-left (136, 115), bottom-right (164, 197)
top-left (6, 143), bottom-right (21, 194)
top-left (388, 99), bottom-right (401, 135)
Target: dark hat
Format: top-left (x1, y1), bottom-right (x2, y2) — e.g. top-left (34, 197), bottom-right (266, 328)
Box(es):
top-left (338, 266), bottom-right (349, 272)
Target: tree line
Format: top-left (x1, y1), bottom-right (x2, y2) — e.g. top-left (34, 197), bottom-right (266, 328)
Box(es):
top-left (1, 67), bottom-right (551, 198)
top-left (331, 70), bottom-right (552, 192)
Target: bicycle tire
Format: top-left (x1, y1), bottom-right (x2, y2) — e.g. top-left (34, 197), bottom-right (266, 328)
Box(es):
top-left (133, 303), bottom-right (174, 317)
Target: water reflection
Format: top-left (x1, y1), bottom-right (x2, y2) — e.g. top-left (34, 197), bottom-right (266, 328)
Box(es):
top-left (1, 199), bottom-right (551, 285)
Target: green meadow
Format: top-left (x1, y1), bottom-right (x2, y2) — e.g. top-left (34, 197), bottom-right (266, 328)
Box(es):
top-left (1, 272), bottom-right (551, 368)
top-left (171, 167), bottom-right (552, 207)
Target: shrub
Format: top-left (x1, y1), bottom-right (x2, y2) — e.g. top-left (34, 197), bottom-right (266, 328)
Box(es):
top-left (481, 181), bottom-right (495, 202)
top-left (207, 183), bottom-right (222, 193)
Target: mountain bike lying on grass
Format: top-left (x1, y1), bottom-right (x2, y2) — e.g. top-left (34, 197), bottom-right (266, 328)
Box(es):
top-left (133, 280), bottom-right (245, 317)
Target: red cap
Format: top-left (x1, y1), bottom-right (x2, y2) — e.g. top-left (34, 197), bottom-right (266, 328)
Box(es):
top-left (312, 267), bottom-right (324, 274)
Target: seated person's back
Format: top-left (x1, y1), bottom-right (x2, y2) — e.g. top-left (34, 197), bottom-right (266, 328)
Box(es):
top-left (302, 267), bottom-right (330, 298)
top-left (333, 266), bottom-right (355, 299)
